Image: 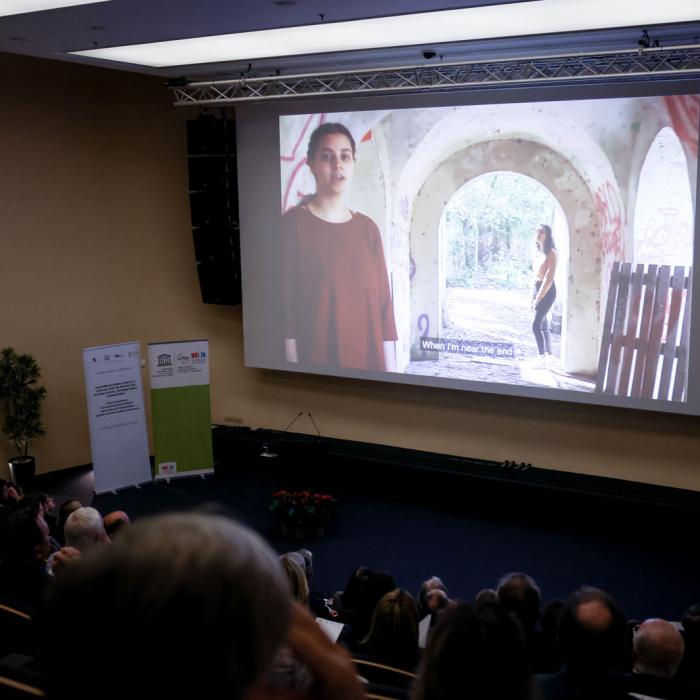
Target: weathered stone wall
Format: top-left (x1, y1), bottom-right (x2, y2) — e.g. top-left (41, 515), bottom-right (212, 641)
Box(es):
top-left (279, 96), bottom-right (698, 375)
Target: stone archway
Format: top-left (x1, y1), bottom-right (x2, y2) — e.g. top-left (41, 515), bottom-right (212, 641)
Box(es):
top-left (409, 139), bottom-right (600, 375)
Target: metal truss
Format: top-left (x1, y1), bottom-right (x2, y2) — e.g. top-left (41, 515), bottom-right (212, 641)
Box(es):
top-left (171, 45), bottom-right (700, 105)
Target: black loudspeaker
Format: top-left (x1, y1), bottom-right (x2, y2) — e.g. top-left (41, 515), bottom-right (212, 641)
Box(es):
top-left (187, 117), bottom-right (241, 305)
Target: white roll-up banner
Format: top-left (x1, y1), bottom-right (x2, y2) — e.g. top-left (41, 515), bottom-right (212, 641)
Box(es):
top-left (83, 342), bottom-right (152, 493)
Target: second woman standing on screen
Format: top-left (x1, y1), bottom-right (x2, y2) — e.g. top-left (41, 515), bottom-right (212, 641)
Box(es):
top-left (531, 224), bottom-right (557, 367)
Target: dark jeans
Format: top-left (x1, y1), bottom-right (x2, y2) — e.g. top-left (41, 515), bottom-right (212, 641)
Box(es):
top-left (532, 281), bottom-right (556, 355)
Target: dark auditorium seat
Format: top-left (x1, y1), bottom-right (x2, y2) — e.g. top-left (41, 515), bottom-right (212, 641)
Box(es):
top-left (0, 599), bottom-right (37, 658)
top-left (0, 672), bottom-right (44, 698)
top-left (366, 682), bottom-right (410, 699)
top-left (352, 656), bottom-right (416, 691)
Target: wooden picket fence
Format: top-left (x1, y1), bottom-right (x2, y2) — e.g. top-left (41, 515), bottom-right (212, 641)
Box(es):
top-left (596, 262), bottom-right (692, 401)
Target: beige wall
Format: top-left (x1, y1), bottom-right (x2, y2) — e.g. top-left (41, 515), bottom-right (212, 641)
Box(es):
top-left (1, 53), bottom-right (698, 490)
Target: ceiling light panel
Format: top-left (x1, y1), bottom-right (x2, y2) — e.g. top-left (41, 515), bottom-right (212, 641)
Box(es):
top-left (72, 1), bottom-right (700, 68)
top-left (1, 0), bottom-right (110, 17)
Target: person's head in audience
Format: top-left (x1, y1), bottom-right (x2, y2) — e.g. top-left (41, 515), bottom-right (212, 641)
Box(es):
top-left (425, 588), bottom-right (449, 612)
top-left (103, 510), bottom-right (130, 539)
top-left (475, 588), bottom-right (498, 605)
top-left (57, 498), bottom-right (82, 543)
top-left (413, 601), bottom-right (532, 700)
top-left (282, 549), bottom-right (313, 582)
top-left (541, 598), bottom-right (564, 636)
top-left (0, 479), bottom-right (21, 505)
top-left (64, 506), bottom-right (109, 553)
top-left (39, 512), bottom-right (292, 700)
top-left (295, 548), bottom-right (314, 580)
top-left (557, 587), bottom-right (626, 674)
top-left (418, 576), bottom-right (449, 616)
top-left (497, 572), bottom-right (541, 632)
top-left (633, 619), bottom-right (685, 679)
top-left (26, 492), bottom-right (55, 518)
top-left (361, 588), bottom-right (419, 667)
top-left (340, 567), bottom-right (396, 636)
top-left (280, 553), bottom-right (310, 605)
top-left (682, 603), bottom-right (700, 645)
top-left (0, 507), bottom-right (50, 565)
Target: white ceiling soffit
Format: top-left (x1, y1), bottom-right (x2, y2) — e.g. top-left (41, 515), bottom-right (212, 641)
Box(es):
top-left (71, 1), bottom-right (700, 68)
top-left (1, 0), bottom-right (699, 80)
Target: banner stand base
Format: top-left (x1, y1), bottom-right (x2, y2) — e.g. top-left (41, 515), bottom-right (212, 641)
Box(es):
top-left (94, 479), bottom-right (154, 497)
top-left (154, 468), bottom-right (214, 483)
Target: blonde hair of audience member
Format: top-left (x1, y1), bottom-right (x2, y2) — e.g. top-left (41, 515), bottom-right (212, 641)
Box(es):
top-left (280, 553), bottom-right (310, 605)
top-left (39, 512), bottom-right (365, 700)
top-left (64, 506), bottom-right (109, 553)
top-left (361, 588), bottom-right (419, 666)
top-left (633, 618), bottom-right (685, 679)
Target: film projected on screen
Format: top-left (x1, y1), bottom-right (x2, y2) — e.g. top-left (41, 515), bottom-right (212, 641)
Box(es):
top-left (238, 88), bottom-right (700, 415)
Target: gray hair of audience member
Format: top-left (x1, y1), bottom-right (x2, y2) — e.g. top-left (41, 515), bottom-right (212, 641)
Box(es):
top-left (282, 549), bottom-right (313, 581)
top-left (497, 572), bottom-right (541, 630)
top-left (280, 552), bottom-right (310, 605)
top-left (633, 619), bottom-right (685, 678)
top-left (38, 512), bottom-right (291, 700)
top-left (412, 601), bottom-right (532, 700)
top-left (64, 506), bottom-right (109, 553)
top-left (418, 576), bottom-right (448, 616)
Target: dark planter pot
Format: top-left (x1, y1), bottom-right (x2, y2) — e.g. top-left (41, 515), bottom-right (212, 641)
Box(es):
top-left (9, 456), bottom-right (36, 492)
top-left (280, 520), bottom-right (326, 540)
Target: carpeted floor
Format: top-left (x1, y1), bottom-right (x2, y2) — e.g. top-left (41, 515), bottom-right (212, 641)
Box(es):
top-left (37, 457), bottom-right (700, 624)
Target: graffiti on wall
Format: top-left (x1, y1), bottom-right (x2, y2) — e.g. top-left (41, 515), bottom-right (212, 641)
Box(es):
top-left (595, 181), bottom-right (624, 261)
top-left (280, 114), bottom-right (325, 212)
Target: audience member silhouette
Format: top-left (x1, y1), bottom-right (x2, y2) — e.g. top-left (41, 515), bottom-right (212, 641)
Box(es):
top-left (677, 604), bottom-right (700, 687)
top-left (497, 572), bottom-right (546, 671)
top-left (336, 566), bottom-right (396, 645)
top-left (103, 510), bottom-right (130, 539)
top-left (64, 507), bottom-right (109, 554)
top-left (280, 553), bottom-right (310, 605)
top-left (0, 508), bottom-right (52, 609)
top-left (38, 512), bottom-right (365, 700)
top-left (619, 618), bottom-right (688, 700)
top-left (55, 498), bottom-right (82, 545)
top-left (538, 587), bottom-right (629, 700)
top-left (358, 588), bottom-right (420, 670)
top-left (412, 601), bottom-right (534, 700)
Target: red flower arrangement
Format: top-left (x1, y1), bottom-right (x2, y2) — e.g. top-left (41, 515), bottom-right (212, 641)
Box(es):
top-left (270, 489), bottom-right (336, 535)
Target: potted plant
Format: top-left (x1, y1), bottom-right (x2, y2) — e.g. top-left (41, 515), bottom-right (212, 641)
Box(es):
top-left (270, 489), bottom-right (336, 539)
top-left (0, 347), bottom-right (47, 490)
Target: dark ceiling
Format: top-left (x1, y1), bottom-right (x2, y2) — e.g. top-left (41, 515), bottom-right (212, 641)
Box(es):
top-left (1, 0), bottom-right (699, 80)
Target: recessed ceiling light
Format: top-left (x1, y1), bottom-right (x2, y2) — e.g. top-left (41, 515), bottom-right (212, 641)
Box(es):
top-left (71, 1), bottom-right (700, 68)
top-left (0, 1), bottom-right (110, 17)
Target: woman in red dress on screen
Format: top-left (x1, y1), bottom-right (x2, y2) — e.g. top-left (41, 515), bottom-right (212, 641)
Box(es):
top-left (283, 122), bottom-right (398, 371)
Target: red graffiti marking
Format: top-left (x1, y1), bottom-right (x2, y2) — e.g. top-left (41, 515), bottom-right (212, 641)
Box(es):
top-left (663, 95), bottom-right (699, 157)
top-left (361, 129), bottom-right (373, 143)
top-left (594, 181), bottom-right (624, 260)
top-left (280, 113), bottom-right (325, 162)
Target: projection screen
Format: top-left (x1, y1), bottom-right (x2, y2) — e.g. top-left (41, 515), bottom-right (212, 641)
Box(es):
top-left (237, 82), bottom-right (700, 415)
